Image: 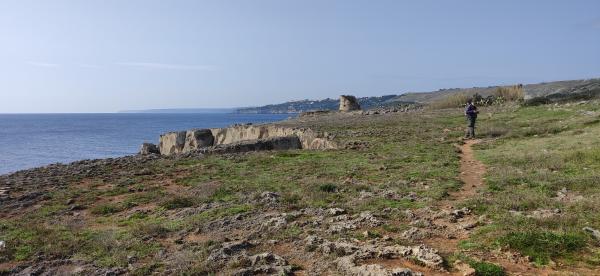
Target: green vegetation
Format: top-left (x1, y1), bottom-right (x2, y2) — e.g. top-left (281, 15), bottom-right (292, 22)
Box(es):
top-left (499, 231), bottom-right (586, 265)
top-left (470, 101), bottom-right (600, 265)
top-left (159, 196), bottom-right (195, 209)
top-left (318, 183), bottom-right (337, 193)
top-left (91, 203), bottom-right (124, 215)
top-left (3, 99), bottom-right (600, 274)
top-left (469, 260), bottom-right (505, 276)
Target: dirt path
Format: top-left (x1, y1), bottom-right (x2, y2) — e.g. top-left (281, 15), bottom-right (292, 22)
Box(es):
top-left (456, 139), bottom-right (486, 199)
top-left (423, 139), bottom-right (487, 257)
top-left (436, 139), bottom-right (560, 276)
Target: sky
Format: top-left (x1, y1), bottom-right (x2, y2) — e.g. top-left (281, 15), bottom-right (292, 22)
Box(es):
top-left (0, 0), bottom-right (599, 113)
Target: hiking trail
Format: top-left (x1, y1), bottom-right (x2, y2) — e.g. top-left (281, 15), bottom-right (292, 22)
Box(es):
top-left (436, 139), bottom-right (559, 276)
top-left (456, 139), bottom-right (486, 199)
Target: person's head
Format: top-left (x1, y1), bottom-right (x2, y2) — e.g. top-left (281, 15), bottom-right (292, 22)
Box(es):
top-left (467, 99), bottom-right (473, 104)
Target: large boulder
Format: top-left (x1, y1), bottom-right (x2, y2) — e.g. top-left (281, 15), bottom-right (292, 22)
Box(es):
top-left (159, 131), bottom-right (186, 155)
top-left (139, 143), bottom-right (159, 155)
top-left (339, 95), bottom-right (361, 111)
top-left (183, 129), bottom-right (214, 152)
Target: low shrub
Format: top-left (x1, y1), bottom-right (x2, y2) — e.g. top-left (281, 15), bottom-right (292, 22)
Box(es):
top-left (318, 184), bottom-right (337, 193)
top-left (468, 260), bottom-right (505, 276)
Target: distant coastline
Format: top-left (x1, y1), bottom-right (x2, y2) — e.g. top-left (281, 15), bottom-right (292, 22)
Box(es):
top-left (118, 108), bottom-right (238, 114)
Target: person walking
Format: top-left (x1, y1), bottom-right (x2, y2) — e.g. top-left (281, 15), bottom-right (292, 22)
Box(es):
top-left (464, 99), bottom-right (479, 139)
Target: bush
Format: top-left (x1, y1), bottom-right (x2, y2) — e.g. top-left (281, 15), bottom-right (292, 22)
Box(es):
top-left (318, 184), bottom-right (337, 193)
top-left (498, 231), bottom-right (586, 264)
top-left (469, 261), bottom-right (505, 276)
top-left (134, 221), bottom-right (171, 238)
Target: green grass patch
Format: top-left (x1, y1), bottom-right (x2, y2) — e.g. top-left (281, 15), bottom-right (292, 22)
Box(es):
top-left (185, 205), bottom-right (252, 228)
top-left (498, 231), bottom-right (586, 265)
top-left (468, 260), bottom-right (505, 276)
top-left (90, 203), bottom-right (124, 215)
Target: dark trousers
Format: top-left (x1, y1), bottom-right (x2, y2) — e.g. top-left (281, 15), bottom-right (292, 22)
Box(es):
top-left (468, 116), bottom-right (476, 128)
top-left (466, 116), bottom-right (476, 137)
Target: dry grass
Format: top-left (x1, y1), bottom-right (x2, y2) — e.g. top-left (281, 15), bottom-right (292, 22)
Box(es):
top-left (430, 85), bottom-right (524, 110)
top-left (429, 93), bottom-right (470, 109)
top-left (494, 85), bottom-right (524, 102)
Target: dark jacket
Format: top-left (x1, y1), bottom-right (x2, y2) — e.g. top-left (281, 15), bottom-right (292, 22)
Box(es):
top-left (465, 104), bottom-right (478, 118)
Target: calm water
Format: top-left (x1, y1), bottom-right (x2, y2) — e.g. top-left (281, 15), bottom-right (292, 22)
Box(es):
top-left (0, 113), bottom-right (291, 175)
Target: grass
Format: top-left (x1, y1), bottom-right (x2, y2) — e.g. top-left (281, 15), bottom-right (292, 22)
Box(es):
top-left (159, 196), bottom-right (195, 210)
top-left (469, 260), bottom-right (505, 276)
top-left (78, 229), bottom-right (162, 267)
top-left (430, 93), bottom-right (470, 109)
top-left (90, 203), bottom-right (124, 215)
top-left (493, 85), bottom-right (524, 102)
top-left (469, 101), bottom-right (600, 265)
top-left (318, 183), bottom-right (337, 193)
top-left (498, 231), bottom-right (586, 265)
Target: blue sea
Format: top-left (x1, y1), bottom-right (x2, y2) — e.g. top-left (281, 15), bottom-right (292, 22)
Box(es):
top-left (0, 113), bottom-right (291, 175)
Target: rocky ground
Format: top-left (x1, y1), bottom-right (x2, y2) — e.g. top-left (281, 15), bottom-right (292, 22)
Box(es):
top-left (1, 103), bottom-right (600, 275)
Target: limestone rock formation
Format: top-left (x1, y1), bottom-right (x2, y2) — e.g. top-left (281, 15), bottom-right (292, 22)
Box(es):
top-left (158, 131), bottom-right (186, 155)
top-left (153, 124), bottom-right (337, 156)
top-left (210, 136), bottom-right (302, 154)
top-left (183, 129), bottom-right (214, 152)
top-left (211, 125), bottom-right (336, 150)
top-left (139, 143), bottom-right (159, 155)
top-left (339, 95), bottom-right (361, 111)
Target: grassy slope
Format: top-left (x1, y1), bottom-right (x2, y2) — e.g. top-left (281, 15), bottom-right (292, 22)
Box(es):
top-left (0, 111), bottom-right (464, 274)
top-left (470, 102), bottom-right (600, 266)
top-left (1, 102), bottom-right (599, 274)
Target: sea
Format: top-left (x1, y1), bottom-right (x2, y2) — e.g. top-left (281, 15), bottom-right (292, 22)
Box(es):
top-left (0, 113), bottom-right (291, 175)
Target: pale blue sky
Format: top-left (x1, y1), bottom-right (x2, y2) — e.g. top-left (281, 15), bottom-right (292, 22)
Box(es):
top-left (1, 0), bottom-right (599, 113)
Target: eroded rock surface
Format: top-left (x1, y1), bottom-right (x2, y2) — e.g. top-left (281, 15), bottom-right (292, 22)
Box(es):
top-left (156, 124), bottom-right (337, 156)
top-left (183, 129), bottom-right (214, 152)
top-left (305, 235), bottom-right (443, 275)
top-left (340, 95), bottom-right (361, 111)
top-left (139, 142), bottom-right (159, 155)
top-left (158, 131), bottom-right (186, 155)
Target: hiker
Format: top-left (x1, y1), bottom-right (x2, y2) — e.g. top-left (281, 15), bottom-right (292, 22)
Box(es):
top-left (464, 99), bottom-right (479, 138)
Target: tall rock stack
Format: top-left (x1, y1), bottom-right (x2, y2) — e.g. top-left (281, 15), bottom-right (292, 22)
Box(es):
top-left (339, 95), bottom-right (361, 112)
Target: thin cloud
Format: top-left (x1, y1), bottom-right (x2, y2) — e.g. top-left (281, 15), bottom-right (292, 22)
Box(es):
top-left (116, 62), bottom-right (215, 71)
top-left (79, 64), bottom-right (102, 69)
top-left (26, 61), bottom-right (60, 68)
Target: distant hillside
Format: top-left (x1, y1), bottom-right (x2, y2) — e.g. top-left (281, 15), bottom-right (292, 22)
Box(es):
top-left (236, 95), bottom-right (399, 114)
top-left (237, 78), bottom-right (600, 114)
top-left (123, 78), bottom-right (600, 115)
top-left (388, 78), bottom-right (600, 104)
